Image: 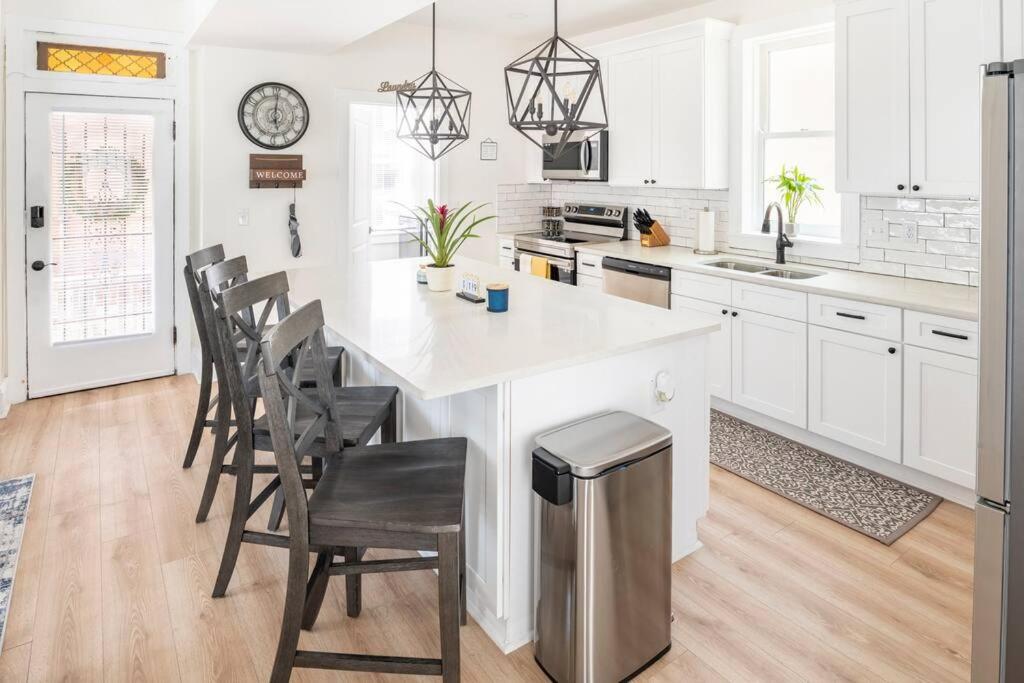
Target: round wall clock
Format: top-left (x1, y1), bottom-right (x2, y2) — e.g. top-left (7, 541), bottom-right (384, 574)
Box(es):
top-left (237, 82), bottom-right (309, 150)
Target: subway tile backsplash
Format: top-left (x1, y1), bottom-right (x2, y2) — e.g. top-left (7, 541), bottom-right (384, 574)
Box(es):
top-left (496, 182), bottom-right (981, 287)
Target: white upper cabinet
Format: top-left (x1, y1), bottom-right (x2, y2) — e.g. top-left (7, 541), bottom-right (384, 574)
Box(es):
top-left (595, 20), bottom-right (731, 189)
top-left (836, 0), bottom-right (999, 197)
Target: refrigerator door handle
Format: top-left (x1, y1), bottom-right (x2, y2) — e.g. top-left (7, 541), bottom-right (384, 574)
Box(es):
top-left (979, 71), bottom-right (1011, 503)
top-left (973, 502), bottom-right (1008, 682)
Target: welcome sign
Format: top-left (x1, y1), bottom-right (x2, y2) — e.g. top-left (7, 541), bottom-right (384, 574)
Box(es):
top-left (249, 154), bottom-right (306, 189)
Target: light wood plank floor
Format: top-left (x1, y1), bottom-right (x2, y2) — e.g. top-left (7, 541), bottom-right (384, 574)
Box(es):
top-left (0, 376), bottom-right (974, 681)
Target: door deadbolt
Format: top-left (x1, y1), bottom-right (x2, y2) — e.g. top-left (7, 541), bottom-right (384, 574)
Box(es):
top-left (31, 260), bottom-right (56, 271)
top-left (30, 206), bottom-right (44, 228)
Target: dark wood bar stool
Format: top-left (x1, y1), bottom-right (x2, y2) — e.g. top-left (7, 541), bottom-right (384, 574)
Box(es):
top-left (207, 271), bottom-right (399, 597)
top-left (256, 299), bottom-right (466, 682)
top-left (182, 244), bottom-right (227, 470)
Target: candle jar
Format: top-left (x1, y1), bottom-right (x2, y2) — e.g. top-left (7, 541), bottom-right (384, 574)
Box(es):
top-left (487, 283), bottom-right (509, 313)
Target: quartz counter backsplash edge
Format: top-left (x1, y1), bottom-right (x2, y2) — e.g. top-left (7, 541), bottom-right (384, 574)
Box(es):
top-left (496, 183), bottom-right (981, 287)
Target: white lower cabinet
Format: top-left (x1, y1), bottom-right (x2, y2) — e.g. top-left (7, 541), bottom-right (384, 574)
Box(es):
top-left (808, 325), bottom-right (903, 462)
top-left (672, 294), bottom-right (731, 400)
top-left (903, 345), bottom-right (979, 488)
top-left (577, 273), bottom-right (602, 290)
top-left (499, 256), bottom-right (514, 271)
top-left (731, 308), bottom-right (807, 428)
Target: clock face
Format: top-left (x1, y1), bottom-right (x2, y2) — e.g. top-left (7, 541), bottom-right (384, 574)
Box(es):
top-left (237, 82), bottom-right (309, 149)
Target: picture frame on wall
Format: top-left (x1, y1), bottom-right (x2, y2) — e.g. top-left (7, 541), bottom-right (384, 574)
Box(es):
top-left (480, 138), bottom-right (498, 161)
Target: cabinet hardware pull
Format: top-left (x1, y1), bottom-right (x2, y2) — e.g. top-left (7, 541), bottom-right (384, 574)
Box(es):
top-left (888, 347), bottom-right (896, 354)
top-left (643, 179), bottom-right (650, 184)
top-left (731, 311), bottom-right (739, 317)
top-left (651, 179), bottom-right (657, 184)
top-left (721, 309), bottom-right (728, 315)
top-left (931, 329), bottom-right (969, 341)
top-left (835, 312), bottom-right (866, 320)
top-left (897, 184), bottom-right (905, 190)
top-left (912, 185), bottom-right (921, 192)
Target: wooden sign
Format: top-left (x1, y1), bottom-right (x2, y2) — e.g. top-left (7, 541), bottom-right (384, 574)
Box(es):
top-left (249, 153), bottom-right (306, 189)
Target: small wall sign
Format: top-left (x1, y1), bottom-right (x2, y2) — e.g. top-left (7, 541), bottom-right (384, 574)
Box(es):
top-left (378, 80), bottom-right (417, 93)
top-left (480, 138), bottom-right (498, 161)
top-left (249, 153), bottom-right (306, 189)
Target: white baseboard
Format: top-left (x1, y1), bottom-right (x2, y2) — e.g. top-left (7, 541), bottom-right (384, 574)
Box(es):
top-left (712, 398), bottom-right (975, 508)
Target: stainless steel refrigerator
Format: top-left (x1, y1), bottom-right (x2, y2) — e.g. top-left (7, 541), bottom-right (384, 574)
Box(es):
top-left (976, 61), bottom-right (1024, 682)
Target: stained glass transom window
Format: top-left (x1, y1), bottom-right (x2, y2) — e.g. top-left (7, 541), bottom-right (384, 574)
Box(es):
top-left (37, 42), bottom-right (166, 79)
top-left (49, 111), bottom-right (156, 343)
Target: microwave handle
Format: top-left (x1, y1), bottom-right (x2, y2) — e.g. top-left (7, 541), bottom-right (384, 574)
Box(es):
top-left (583, 140), bottom-right (593, 172)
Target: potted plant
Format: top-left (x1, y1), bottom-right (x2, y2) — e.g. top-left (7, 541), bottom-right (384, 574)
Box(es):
top-left (404, 199), bottom-right (495, 292)
top-left (766, 164), bottom-right (824, 235)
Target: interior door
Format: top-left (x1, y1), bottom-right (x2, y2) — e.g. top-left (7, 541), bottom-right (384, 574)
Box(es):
top-left (606, 50), bottom-right (654, 186)
top-left (348, 103), bottom-right (372, 263)
top-left (25, 93), bottom-right (175, 397)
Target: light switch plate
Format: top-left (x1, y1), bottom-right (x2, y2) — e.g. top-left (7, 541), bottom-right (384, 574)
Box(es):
top-left (238, 209), bottom-right (250, 227)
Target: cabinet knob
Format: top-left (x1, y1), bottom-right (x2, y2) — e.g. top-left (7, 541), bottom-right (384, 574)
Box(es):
top-left (721, 309), bottom-right (728, 315)
top-left (912, 185), bottom-right (920, 192)
top-left (731, 311), bottom-right (739, 317)
top-left (644, 179), bottom-right (650, 184)
top-left (888, 347), bottom-right (896, 354)
top-left (897, 184), bottom-right (905, 191)
top-left (651, 179), bottom-right (657, 185)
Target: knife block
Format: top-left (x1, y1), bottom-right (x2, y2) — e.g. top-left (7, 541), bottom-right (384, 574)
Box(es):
top-left (640, 221), bottom-right (671, 247)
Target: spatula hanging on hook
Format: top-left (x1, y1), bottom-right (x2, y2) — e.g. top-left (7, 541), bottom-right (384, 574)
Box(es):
top-left (288, 200), bottom-right (302, 257)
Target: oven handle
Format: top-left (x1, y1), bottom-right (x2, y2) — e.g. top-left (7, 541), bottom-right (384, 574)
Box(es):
top-left (514, 249), bottom-right (575, 271)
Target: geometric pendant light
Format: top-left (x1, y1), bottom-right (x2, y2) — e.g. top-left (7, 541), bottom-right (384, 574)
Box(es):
top-left (503, 0), bottom-right (608, 160)
top-left (397, 3), bottom-right (472, 160)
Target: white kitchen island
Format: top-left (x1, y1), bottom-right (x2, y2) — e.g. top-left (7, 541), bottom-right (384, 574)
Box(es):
top-left (287, 256), bottom-right (719, 653)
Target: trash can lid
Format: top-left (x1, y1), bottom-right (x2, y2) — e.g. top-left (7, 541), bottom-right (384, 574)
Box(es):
top-left (534, 411), bottom-right (672, 478)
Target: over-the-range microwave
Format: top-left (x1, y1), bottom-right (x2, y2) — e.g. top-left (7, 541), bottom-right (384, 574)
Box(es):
top-left (541, 131), bottom-right (609, 182)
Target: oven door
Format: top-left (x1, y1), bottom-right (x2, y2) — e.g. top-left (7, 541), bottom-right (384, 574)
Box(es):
top-left (514, 249), bottom-right (576, 285)
top-left (541, 131), bottom-right (607, 181)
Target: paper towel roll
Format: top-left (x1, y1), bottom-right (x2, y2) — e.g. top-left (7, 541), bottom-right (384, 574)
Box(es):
top-left (696, 209), bottom-right (716, 254)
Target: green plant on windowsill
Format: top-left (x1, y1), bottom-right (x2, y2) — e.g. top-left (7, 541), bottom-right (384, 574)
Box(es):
top-left (766, 164), bottom-right (824, 226)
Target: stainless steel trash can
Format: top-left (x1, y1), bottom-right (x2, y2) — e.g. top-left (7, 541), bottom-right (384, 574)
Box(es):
top-left (532, 411), bottom-right (672, 683)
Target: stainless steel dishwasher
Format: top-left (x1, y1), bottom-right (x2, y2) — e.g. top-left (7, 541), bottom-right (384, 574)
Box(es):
top-left (532, 411), bottom-right (673, 683)
top-left (600, 257), bottom-right (671, 308)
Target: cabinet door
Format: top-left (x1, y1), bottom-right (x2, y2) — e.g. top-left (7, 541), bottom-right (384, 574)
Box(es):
top-left (808, 326), bottom-right (902, 462)
top-left (731, 309), bottom-right (807, 428)
top-left (671, 294), bottom-right (731, 400)
top-left (904, 345), bottom-right (979, 487)
top-left (652, 39), bottom-right (704, 188)
top-left (1006, 0), bottom-right (1024, 60)
top-left (908, 0), bottom-right (996, 197)
top-left (607, 50), bottom-right (654, 186)
top-left (836, 0), bottom-right (910, 195)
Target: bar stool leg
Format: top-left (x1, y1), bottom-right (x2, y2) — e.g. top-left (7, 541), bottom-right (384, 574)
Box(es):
top-left (459, 514), bottom-right (467, 626)
top-left (438, 531), bottom-right (461, 683)
top-left (301, 551), bottom-right (333, 630)
top-left (344, 546), bottom-right (365, 617)
top-left (196, 396), bottom-right (232, 523)
top-left (212, 440), bottom-right (254, 597)
top-left (183, 354), bottom-right (213, 469)
top-left (271, 535), bottom-right (310, 683)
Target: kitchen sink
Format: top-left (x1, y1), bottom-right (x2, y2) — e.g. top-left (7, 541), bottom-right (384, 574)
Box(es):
top-left (759, 269), bottom-right (822, 280)
top-left (703, 260), bottom-right (770, 273)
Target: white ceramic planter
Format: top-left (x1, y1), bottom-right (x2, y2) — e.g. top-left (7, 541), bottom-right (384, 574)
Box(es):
top-left (426, 264), bottom-right (456, 292)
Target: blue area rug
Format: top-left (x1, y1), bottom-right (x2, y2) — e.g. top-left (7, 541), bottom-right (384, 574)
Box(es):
top-left (0, 475), bottom-right (34, 650)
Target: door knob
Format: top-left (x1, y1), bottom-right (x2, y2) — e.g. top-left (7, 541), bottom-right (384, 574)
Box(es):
top-left (31, 260), bottom-right (56, 271)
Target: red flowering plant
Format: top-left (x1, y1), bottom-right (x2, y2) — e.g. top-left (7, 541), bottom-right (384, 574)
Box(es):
top-left (402, 199), bottom-right (495, 268)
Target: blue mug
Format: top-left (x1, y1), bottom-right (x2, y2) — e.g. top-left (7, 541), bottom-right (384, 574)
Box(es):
top-left (487, 284), bottom-right (509, 313)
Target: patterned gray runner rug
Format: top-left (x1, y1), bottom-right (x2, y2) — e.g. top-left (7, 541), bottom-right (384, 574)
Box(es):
top-left (0, 474), bottom-right (34, 650)
top-left (710, 411), bottom-right (941, 544)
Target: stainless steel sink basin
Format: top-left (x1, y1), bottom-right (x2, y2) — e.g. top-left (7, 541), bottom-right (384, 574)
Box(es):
top-left (703, 260), bottom-right (769, 273)
top-left (759, 269), bottom-right (822, 280)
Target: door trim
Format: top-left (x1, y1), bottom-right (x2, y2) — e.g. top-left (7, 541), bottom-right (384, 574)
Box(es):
top-left (4, 18), bottom-right (190, 406)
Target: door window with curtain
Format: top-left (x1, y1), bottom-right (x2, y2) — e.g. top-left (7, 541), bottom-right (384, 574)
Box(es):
top-left (349, 102), bottom-right (435, 261)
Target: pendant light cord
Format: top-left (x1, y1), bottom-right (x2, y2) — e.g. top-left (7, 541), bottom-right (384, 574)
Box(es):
top-left (432, 3), bottom-right (436, 71)
top-left (553, 0), bottom-right (558, 38)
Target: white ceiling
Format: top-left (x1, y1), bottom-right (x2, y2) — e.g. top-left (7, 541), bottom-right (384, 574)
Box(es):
top-left (403, 0), bottom-right (711, 41)
top-left (188, 0), bottom-right (434, 53)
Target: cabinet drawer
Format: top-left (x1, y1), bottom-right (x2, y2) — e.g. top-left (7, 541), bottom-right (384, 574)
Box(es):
top-left (577, 252), bottom-right (604, 278)
top-left (671, 269), bottom-right (731, 305)
top-left (498, 238), bottom-right (514, 260)
top-left (808, 294), bottom-right (902, 341)
top-left (732, 281), bottom-right (807, 321)
top-left (577, 273), bottom-right (603, 290)
top-left (904, 311), bottom-right (978, 358)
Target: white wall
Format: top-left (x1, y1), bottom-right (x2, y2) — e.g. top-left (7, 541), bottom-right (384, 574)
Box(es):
top-left (191, 21), bottom-right (530, 275)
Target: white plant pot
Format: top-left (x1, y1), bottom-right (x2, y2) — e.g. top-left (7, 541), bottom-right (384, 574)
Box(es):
top-left (425, 264), bottom-right (456, 292)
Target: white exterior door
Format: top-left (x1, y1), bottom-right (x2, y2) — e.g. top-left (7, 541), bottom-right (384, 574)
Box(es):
top-left (903, 345), bottom-right (979, 487)
top-left (606, 50), bottom-right (653, 186)
top-left (808, 325), bottom-right (903, 462)
top-left (348, 104), bottom-right (372, 263)
top-left (835, 0), bottom-right (910, 195)
top-left (731, 309), bottom-right (807, 428)
top-left (25, 93), bottom-right (175, 397)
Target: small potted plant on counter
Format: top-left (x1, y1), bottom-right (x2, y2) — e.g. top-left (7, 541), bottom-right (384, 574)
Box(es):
top-left (767, 164), bottom-right (824, 236)
top-left (404, 199), bottom-right (495, 292)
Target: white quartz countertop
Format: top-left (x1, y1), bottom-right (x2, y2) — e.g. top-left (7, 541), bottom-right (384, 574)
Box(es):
top-left (577, 241), bottom-right (980, 321)
top-left (287, 256), bottom-right (719, 400)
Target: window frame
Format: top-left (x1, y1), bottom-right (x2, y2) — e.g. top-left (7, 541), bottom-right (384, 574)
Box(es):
top-left (729, 9), bottom-right (860, 263)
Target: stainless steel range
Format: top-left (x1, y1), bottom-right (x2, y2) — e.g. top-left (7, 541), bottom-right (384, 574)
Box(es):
top-left (514, 203), bottom-right (628, 285)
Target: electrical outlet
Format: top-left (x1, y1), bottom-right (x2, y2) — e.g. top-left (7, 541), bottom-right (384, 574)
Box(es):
top-left (868, 221), bottom-right (888, 240)
top-left (237, 209), bottom-right (250, 227)
top-left (902, 221), bottom-right (918, 240)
